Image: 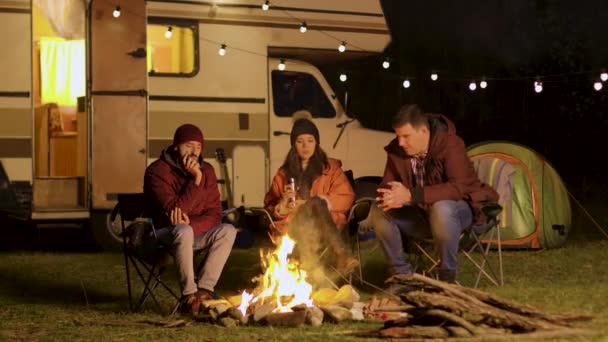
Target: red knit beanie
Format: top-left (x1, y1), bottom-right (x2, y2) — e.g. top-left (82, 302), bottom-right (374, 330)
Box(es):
top-left (173, 124), bottom-right (204, 148)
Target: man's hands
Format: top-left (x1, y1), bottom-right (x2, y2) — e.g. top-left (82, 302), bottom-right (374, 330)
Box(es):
top-left (376, 181), bottom-right (412, 211)
top-left (183, 156), bottom-right (203, 185)
top-left (170, 207), bottom-right (190, 225)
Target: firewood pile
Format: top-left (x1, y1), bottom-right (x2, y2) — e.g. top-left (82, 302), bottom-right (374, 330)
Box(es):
top-left (190, 284), bottom-right (366, 328)
top-left (352, 273), bottom-right (594, 340)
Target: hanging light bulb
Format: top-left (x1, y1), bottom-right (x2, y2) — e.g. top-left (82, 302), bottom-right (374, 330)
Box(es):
top-left (339, 73), bottom-right (347, 82)
top-left (430, 73), bottom-right (438, 81)
top-left (113, 6), bottom-right (121, 18)
top-left (534, 81), bottom-right (543, 93)
top-left (218, 44), bottom-right (226, 56)
top-left (402, 79), bottom-right (411, 88)
top-left (480, 79), bottom-right (487, 89)
top-left (278, 59), bottom-right (285, 71)
top-left (164, 26), bottom-right (173, 39)
top-left (469, 81), bottom-right (477, 91)
top-left (601, 72), bottom-right (608, 82)
top-left (299, 22), bottom-right (307, 33)
top-left (594, 81), bottom-right (603, 91)
top-left (262, 0), bottom-right (270, 11)
top-left (382, 58), bottom-right (390, 69)
top-left (338, 42), bottom-right (346, 53)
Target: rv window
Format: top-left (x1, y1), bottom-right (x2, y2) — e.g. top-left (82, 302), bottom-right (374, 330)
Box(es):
top-left (272, 71), bottom-right (336, 118)
top-left (147, 18), bottom-right (199, 77)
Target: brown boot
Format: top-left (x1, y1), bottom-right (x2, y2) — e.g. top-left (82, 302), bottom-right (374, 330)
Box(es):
top-left (179, 293), bottom-right (201, 315)
top-left (336, 256), bottom-right (360, 277)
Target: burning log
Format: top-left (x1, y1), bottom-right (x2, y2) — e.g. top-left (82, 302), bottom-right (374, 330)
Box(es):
top-left (264, 310), bottom-right (307, 327)
top-left (351, 273), bottom-right (594, 339)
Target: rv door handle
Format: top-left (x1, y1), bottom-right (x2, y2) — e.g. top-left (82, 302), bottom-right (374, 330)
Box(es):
top-left (273, 130), bottom-right (290, 136)
top-left (127, 48), bottom-right (147, 58)
top-left (138, 148), bottom-right (146, 154)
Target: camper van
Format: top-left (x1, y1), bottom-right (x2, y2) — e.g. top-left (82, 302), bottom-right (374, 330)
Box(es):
top-left (0, 0), bottom-right (394, 250)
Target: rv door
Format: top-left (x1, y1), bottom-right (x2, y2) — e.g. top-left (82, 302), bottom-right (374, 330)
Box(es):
top-left (88, 0), bottom-right (147, 250)
top-left (268, 58), bottom-right (348, 178)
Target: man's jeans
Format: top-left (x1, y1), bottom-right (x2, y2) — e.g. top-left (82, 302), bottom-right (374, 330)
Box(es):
top-left (370, 200), bottom-right (473, 278)
top-left (151, 223), bottom-right (236, 296)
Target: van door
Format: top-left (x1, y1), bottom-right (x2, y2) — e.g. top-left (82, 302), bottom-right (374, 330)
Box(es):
top-left (89, 0), bottom-right (147, 210)
top-left (268, 58), bottom-right (348, 178)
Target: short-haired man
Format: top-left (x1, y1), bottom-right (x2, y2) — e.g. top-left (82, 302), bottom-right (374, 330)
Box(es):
top-left (369, 104), bottom-right (498, 287)
top-left (144, 124), bottom-right (236, 313)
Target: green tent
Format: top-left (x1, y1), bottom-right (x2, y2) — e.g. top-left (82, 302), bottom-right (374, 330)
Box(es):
top-left (467, 141), bottom-right (571, 249)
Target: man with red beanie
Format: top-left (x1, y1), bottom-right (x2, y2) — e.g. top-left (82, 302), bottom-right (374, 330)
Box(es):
top-left (144, 123), bottom-right (236, 314)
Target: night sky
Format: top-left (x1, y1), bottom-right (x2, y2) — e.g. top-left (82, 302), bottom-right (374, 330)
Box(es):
top-left (336, 0), bottom-right (608, 192)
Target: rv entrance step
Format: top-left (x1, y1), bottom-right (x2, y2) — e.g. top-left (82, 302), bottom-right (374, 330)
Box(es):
top-left (33, 177), bottom-right (86, 210)
top-left (31, 209), bottom-right (89, 220)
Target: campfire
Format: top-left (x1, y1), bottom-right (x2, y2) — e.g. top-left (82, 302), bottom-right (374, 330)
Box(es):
top-left (238, 234), bottom-right (314, 315)
top-left (190, 233), bottom-right (364, 327)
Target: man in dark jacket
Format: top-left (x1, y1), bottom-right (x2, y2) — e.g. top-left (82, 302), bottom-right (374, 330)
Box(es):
top-left (369, 104), bottom-right (498, 285)
top-left (144, 124), bottom-right (236, 313)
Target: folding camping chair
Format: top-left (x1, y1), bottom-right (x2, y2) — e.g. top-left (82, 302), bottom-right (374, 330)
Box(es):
top-left (111, 193), bottom-right (181, 315)
top-left (411, 201), bottom-right (504, 287)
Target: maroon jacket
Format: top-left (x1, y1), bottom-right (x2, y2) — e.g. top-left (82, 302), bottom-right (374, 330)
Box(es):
top-left (144, 149), bottom-right (222, 236)
top-left (381, 114), bottom-right (498, 226)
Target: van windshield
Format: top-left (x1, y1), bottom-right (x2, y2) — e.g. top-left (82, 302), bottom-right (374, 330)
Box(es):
top-left (271, 71), bottom-right (336, 118)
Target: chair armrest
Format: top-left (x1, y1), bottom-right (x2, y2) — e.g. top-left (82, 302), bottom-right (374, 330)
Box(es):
top-left (481, 201), bottom-right (503, 219)
top-left (245, 207), bottom-right (279, 233)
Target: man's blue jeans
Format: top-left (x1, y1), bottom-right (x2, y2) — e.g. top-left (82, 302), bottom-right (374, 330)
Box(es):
top-left (370, 200), bottom-right (473, 280)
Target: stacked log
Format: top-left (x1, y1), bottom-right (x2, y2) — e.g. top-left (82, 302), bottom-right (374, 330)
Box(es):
top-left (192, 284), bottom-right (367, 327)
top-left (354, 274), bottom-right (594, 340)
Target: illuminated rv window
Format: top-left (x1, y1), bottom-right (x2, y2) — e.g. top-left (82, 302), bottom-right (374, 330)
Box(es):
top-left (147, 17), bottom-right (199, 77)
top-left (271, 71), bottom-right (336, 118)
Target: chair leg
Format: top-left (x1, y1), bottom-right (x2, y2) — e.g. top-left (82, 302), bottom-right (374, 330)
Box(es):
top-left (129, 258), bottom-right (167, 314)
top-left (495, 222), bottom-right (504, 286)
top-left (124, 250), bottom-right (133, 311)
top-left (467, 230), bottom-right (500, 288)
top-left (414, 241), bottom-right (439, 278)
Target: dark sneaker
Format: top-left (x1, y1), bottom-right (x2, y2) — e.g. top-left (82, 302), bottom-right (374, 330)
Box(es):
top-left (385, 283), bottom-right (416, 296)
top-left (438, 269), bottom-right (456, 284)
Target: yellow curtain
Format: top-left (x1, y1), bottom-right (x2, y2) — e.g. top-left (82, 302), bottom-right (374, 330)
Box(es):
top-left (40, 37), bottom-right (85, 106)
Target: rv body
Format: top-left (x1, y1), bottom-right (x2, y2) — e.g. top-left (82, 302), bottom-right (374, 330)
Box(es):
top-left (0, 0), bottom-right (393, 250)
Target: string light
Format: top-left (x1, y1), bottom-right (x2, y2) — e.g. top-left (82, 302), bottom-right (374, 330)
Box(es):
top-left (469, 81), bottom-right (477, 91)
top-left (339, 73), bottom-right (347, 82)
top-left (594, 81), bottom-right (603, 91)
top-left (382, 58), bottom-right (390, 69)
top-left (102, 1), bottom-right (607, 96)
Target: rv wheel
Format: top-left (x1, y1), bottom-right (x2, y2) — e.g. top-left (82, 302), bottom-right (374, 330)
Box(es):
top-left (90, 209), bottom-right (123, 251)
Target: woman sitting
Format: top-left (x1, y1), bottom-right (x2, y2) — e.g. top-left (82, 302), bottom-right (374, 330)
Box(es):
top-left (264, 118), bottom-right (358, 281)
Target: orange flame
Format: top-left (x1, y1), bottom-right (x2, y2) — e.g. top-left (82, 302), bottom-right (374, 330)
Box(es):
top-left (239, 234), bottom-right (313, 315)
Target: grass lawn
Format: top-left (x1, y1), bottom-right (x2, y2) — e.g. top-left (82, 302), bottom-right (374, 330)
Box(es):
top-left (1, 206), bottom-right (607, 341)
